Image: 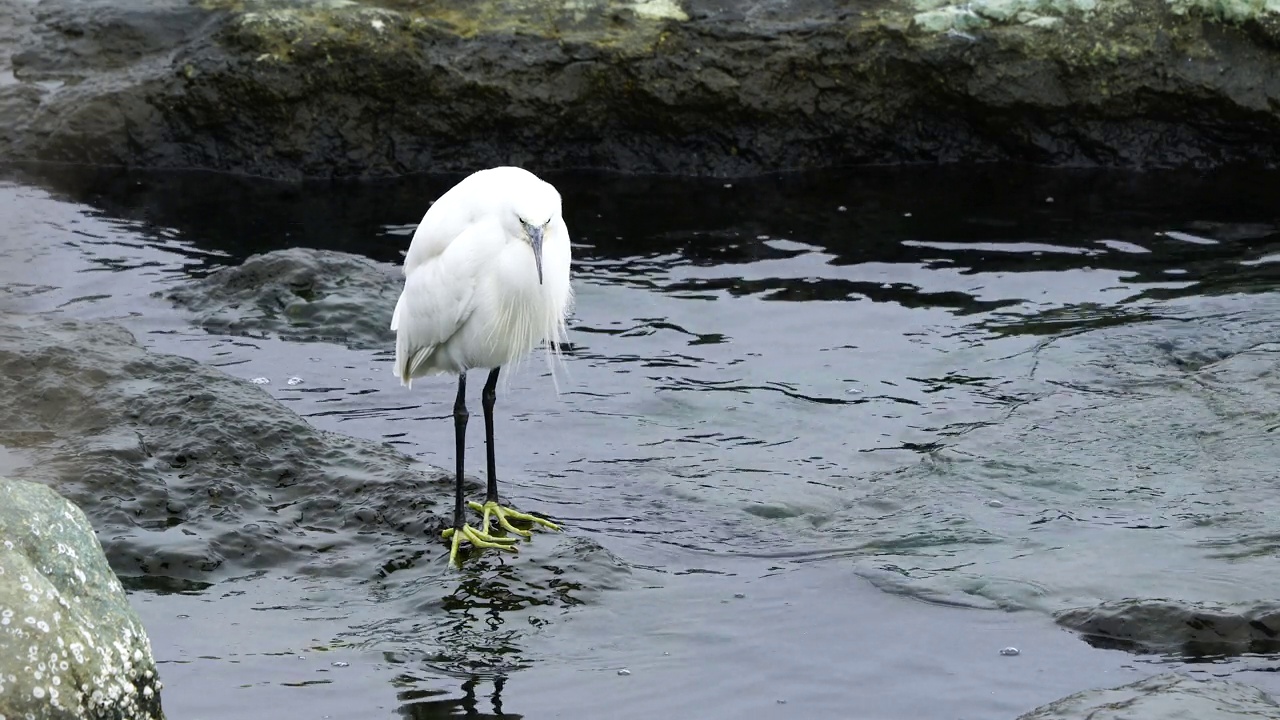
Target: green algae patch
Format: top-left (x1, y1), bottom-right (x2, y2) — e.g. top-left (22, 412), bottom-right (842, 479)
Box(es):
top-left (202, 1), bottom-right (419, 62)
top-left (901, 0), bottom-right (1280, 34)
top-left (1166, 0), bottom-right (1280, 22)
top-left (203, 0), bottom-right (688, 61)
top-left (905, 0), bottom-right (1105, 34)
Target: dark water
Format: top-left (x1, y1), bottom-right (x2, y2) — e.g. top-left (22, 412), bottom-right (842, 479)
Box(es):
top-left (3, 162), bottom-right (1280, 718)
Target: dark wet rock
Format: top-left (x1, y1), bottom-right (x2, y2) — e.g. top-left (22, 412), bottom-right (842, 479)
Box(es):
top-left (160, 247), bottom-right (400, 349)
top-left (4, 0), bottom-right (1280, 179)
top-left (0, 314), bottom-right (447, 580)
top-left (0, 314), bottom-right (626, 601)
top-left (0, 477), bottom-right (165, 719)
top-left (1055, 599), bottom-right (1280, 657)
top-left (1017, 673), bottom-right (1280, 720)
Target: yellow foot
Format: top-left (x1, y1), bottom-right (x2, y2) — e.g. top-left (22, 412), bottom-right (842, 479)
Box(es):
top-left (469, 500), bottom-right (562, 538)
top-left (441, 523), bottom-right (519, 567)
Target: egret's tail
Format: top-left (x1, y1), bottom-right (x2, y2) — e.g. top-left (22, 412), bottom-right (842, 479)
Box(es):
top-left (390, 295), bottom-right (430, 388)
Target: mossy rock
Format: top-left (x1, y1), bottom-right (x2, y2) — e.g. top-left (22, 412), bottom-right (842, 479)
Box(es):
top-left (3, 0), bottom-right (1280, 177)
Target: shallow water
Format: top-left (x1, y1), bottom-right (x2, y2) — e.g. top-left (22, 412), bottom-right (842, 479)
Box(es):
top-left (3, 163), bottom-right (1280, 718)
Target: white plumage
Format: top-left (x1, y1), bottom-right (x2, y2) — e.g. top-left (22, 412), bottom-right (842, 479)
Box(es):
top-left (389, 166), bottom-right (573, 567)
top-left (391, 166), bottom-right (573, 384)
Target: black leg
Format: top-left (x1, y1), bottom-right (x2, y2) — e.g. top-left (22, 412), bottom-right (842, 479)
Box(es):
top-left (452, 372), bottom-right (468, 531)
top-left (482, 367), bottom-right (501, 504)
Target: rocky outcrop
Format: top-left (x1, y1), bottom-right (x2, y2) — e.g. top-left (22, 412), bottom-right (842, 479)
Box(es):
top-left (0, 314), bottom-right (627, 594)
top-left (0, 477), bottom-right (165, 719)
top-left (0, 313), bottom-right (451, 580)
top-left (1017, 673), bottom-right (1280, 720)
top-left (1055, 600), bottom-right (1280, 656)
top-left (161, 247), bottom-right (401, 349)
top-left (3, 0), bottom-right (1280, 179)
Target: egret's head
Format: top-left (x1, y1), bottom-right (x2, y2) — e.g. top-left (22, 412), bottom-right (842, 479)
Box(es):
top-left (509, 184), bottom-right (560, 286)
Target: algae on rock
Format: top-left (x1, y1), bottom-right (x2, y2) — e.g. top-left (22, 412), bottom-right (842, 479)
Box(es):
top-left (4, 0), bottom-right (1280, 177)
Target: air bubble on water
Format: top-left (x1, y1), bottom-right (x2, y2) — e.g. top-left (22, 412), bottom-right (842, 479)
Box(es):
top-left (987, 500), bottom-right (1004, 508)
top-left (287, 377), bottom-right (303, 386)
top-left (250, 377), bottom-right (269, 385)
top-left (1000, 647), bottom-right (1020, 656)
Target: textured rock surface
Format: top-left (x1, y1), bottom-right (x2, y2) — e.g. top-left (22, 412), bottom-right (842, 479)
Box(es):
top-left (0, 478), bottom-right (164, 719)
top-left (161, 247), bottom-right (402, 349)
top-left (3, 0), bottom-right (1280, 178)
top-left (0, 314), bottom-right (628, 602)
top-left (1056, 600), bottom-right (1280, 656)
top-left (1017, 673), bottom-right (1280, 719)
top-left (0, 313), bottom-right (451, 580)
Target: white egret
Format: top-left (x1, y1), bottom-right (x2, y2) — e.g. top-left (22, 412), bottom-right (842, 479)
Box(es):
top-left (390, 166), bottom-right (573, 567)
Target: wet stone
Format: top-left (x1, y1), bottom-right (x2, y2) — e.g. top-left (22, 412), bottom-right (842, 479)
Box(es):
top-left (0, 313), bottom-right (630, 674)
top-left (1055, 599), bottom-right (1280, 657)
top-left (160, 248), bottom-right (401, 350)
top-left (5, 0), bottom-right (1280, 177)
top-left (0, 477), bottom-right (164, 719)
top-left (0, 315), bottom-right (627, 589)
top-left (0, 314), bottom-right (446, 581)
top-left (1017, 673), bottom-right (1280, 720)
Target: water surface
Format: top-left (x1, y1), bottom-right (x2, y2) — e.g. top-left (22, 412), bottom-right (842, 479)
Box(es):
top-left (3, 163), bottom-right (1280, 718)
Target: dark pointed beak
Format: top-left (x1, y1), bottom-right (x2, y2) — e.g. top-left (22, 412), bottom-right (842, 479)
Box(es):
top-left (529, 225), bottom-right (545, 285)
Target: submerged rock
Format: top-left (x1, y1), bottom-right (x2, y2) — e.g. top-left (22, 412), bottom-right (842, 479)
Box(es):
top-left (814, 291), bottom-right (1280, 614)
top-left (161, 247), bottom-right (401, 349)
top-left (1055, 599), bottom-right (1280, 657)
top-left (0, 314), bottom-right (447, 580)
top-left (4, 0), bottom-right (1280, 178)
top-left (0, 477), bottom-right (164, 719)
top-left (1017, 673), bottom-right (1280, 720)
top-left (0, 314), bottom-right (624, 597)
top-left (0, 304), bottom-right (629, 671)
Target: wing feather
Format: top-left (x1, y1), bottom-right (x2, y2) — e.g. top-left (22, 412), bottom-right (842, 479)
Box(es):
top-left (390, 224), bottom-right (489, 386)
top-left (401, 173), bottom-right (491, 276)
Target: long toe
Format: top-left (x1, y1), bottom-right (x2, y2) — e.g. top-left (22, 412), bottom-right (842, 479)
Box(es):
top-left (461, 524), bottom-right (520, 550)
top-left (470, 500), bottom-right (561, 536)
top-left (441, 522), bottom-right (519, 567)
